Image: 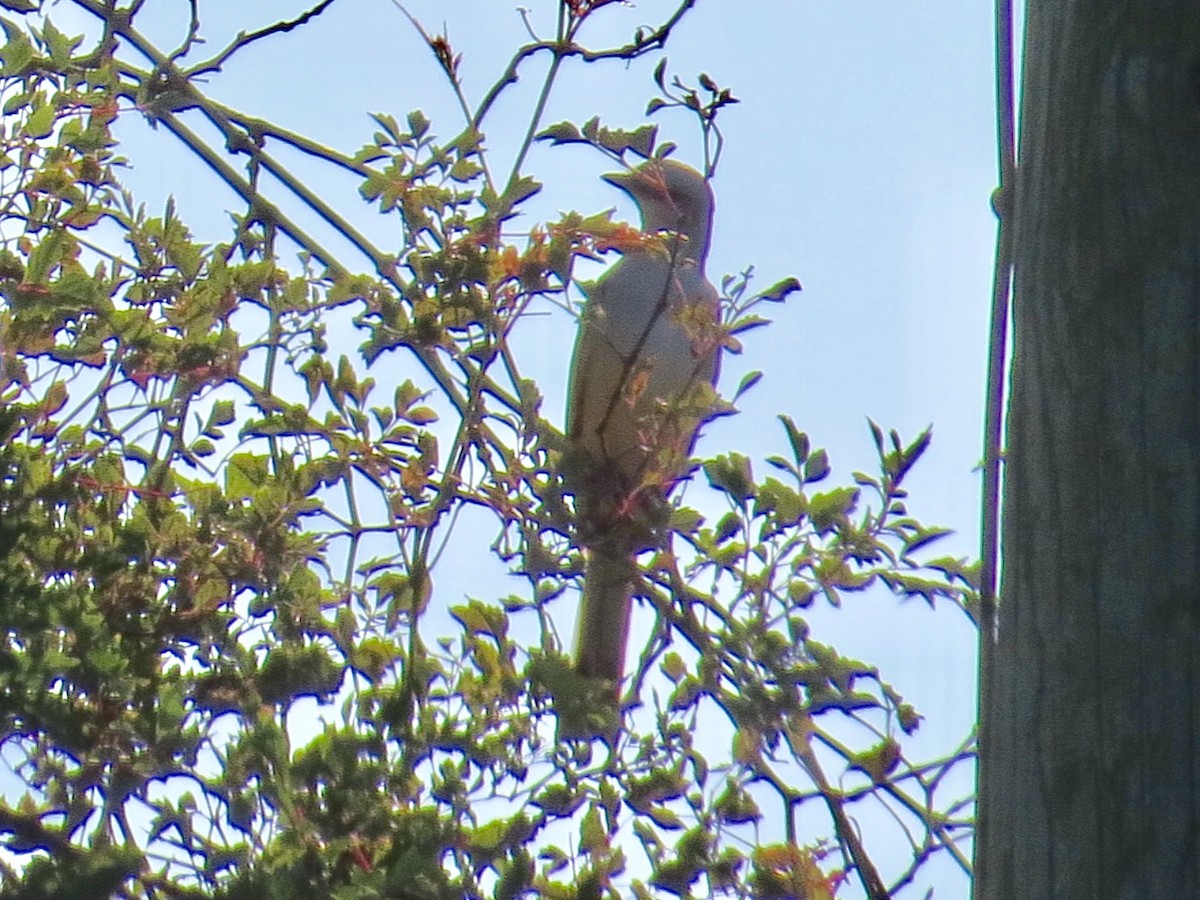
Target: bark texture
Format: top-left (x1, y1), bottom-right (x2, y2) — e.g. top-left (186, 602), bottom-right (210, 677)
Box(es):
top-left (975, 5), bottom-right (1200, 898)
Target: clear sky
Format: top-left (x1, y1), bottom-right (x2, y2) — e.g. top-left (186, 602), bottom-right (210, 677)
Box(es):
top-left (25, 1), bottom-right (998, 894)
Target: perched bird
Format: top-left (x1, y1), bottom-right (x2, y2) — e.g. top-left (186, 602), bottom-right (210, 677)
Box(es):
top-left (566, 159), bottom-right (721, 687)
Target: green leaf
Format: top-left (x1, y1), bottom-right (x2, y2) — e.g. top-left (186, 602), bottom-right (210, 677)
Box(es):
top-left (624, 123), bottom-right (657, 158)
top-left (733, 370), bottom-right (761, 401)
top-left (535, 120), bottom-right (582, 145)
top-left (713, 511), bottom-right (741, 544)
top-left (715, 781), bottom-right (761, 825)
top-left (369, 111), bottom-right (402, 144)
top-left (256, 644), bottom-right (344, 705)
top-left (803, 448), bottom-right (830, 483)
top-left (579, 804), bottom-right (607, 853)
top-left (0, 18), bottom-right (36, 74)
top-left (40, 18), bottom-right (81, 63)
top-left (757, 276), bottom-right (802, 303)
top-left (644, 806), bottom-right (684, 829)
top-left (407, 108), bottom-right (430, 140)
top-left (465, 818), bottom-right (507, 855)
top-left (450, 599), bottom-right (507, 638)
top-left (447, 156), bottom-right (482, 182)
top-left (849, 738), bottom-right (902, 784)
top-left (704, 453), bottom-right (755, 502)
top-left (204, 399), bottom-right (236, 434)
top-left (225, 452), bottom-right (270, 495)
top-left (502, 174), bottom-right (541, 208)
top-left (807, 486), bottom-right (858, 530)
top-left (868, 417), bottom-right (885, 455)
top-left (532, 784), bottom-right (584, 816)
top-left (653, 57), bottom-right (668, 89)
top-left (403, 405), bottom-right (438, 425)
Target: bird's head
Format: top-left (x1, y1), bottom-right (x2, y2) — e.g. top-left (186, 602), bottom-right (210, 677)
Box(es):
top-left (603, 159), bottom-right (714, 261)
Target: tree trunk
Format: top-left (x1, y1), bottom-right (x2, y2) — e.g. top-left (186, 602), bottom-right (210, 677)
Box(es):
top-left (975, 5), bottom-right (1200, 898)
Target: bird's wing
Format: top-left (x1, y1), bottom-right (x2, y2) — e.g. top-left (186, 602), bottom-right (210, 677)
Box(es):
top-left (569, 254), bottom-right (721, 486)
top-left (567, 258), bottom-right (657, 483)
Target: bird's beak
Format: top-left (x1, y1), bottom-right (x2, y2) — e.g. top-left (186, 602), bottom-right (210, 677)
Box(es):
top-left (601, 170), bottom-right (638, 195)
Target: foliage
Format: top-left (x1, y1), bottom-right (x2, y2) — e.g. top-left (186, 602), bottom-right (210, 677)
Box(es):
top-left (0, 2), bottom-right (977, 897)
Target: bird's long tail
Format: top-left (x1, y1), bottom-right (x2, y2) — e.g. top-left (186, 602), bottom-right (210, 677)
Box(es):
top-left (574, 547), bottom-right (636, 685)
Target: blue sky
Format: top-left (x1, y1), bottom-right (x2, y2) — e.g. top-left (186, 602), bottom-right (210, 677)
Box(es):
top-left (19, 0), bottom-right (998, 894)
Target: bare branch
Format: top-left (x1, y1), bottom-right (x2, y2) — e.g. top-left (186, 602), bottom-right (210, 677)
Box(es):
top-left (184, 0), bottom-right (343, 77)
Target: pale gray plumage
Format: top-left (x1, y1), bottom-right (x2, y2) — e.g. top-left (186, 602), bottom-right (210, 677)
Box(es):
top-left (566, 159), bottom-right (720, 686)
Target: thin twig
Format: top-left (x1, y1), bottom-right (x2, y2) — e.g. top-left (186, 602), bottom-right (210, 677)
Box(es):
top-left (976, 0), bottom-right (1015, 862)
top-left (184, 0), bottom-right (342, 77)
top-left (790, 732), bottom-right (891, 899)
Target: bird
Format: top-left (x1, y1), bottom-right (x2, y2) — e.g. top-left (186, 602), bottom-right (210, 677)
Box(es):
top-left (565, 159), bottom-right (721, 688)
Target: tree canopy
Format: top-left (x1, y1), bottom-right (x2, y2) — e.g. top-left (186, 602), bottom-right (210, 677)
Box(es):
top-left (0, 2), bottom-right (977, 896)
